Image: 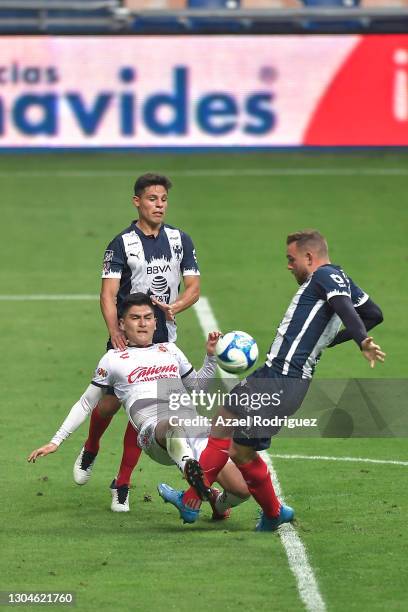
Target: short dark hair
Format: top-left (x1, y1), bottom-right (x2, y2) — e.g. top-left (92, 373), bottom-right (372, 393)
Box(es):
top-left (286, 229), bottom-right (328, 257)
top-left (133, 173), bottom-right (172, 197)
top-left (120, 293), bottom-right (155, 318)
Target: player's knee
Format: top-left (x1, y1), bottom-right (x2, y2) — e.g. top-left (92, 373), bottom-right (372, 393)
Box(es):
top-left (165, 425), bottom-right (186, 451)
top-left (98, 395), bottom-right (121, 417)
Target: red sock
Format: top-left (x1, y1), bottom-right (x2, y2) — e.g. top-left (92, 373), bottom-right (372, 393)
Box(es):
top-left (84, 405), bottom-right (113, 454)
top-left (237, 455), bottom-right (280, 519)
top-left (115, 422), bottom-right (142, 488)
top-left (182, 436), bottom-right (231, 509)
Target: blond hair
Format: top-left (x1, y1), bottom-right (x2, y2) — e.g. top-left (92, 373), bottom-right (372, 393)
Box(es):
top-left (286, 230), bottom-right (328, 258)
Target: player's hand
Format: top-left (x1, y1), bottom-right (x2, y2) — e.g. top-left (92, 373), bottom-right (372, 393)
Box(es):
top-left (151, 297), bottom-right (175, 322)
top-left (206, 331), bottom-right (223, 356)
top-left (110, 329), bottom-right (128, 351)
top-left (361, 337), bottom-right (386, 368)
top-left (27, 443), bottom-right (58, 463)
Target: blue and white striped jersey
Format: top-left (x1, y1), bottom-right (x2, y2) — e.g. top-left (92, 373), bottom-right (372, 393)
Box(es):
top-left (266, 264), bottom-right (369, 379)
top-left (101, 222), bottom-right (199, 343)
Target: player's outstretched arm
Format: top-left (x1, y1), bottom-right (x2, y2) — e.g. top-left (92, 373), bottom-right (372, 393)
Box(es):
top-left (27, 443), bottom-right (58, 463)
top-left (329, 296), bottom-right (386, 368)
top-left (361, 337), bottom-right (386, 368)
top-left (206, 331), bottom-right (223, 356)
top-left (27, 384), bottom-right (104, 464)
top-left (329, 298), bottom-right (383, 347)
top-left (181, 331), bottom-right (221, 393)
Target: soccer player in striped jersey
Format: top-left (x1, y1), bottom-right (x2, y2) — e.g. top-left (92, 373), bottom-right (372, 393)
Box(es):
top-left (76, 173), bottom-right (200, 511)
top-left (159, 230), bottom-right (385, 530)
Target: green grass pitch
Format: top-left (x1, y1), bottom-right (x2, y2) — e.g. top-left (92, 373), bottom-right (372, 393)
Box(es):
top-left (1, 152), bottom-right (408, 611)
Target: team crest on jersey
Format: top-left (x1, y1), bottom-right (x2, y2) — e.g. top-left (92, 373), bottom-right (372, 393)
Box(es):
top-left (158, 344), bottom-right (168, 352)
top-left (97, 367), bottom-right (108, 378)
top-left (172, 244), bottom-right (182, 260)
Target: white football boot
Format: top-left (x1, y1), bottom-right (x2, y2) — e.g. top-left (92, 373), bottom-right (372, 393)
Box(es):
top-left (110, 480), bottom-right (130, 512)
top-left (73, 447), bottom-right (97, 485)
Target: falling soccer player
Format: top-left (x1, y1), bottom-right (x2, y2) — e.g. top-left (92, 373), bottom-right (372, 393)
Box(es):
top-left (28, 293), bottom-right (250, 521)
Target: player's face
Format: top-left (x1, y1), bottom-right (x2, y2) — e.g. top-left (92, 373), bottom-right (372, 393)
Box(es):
top-left (286, 242), bottom-right (311, 285)
top-left (133, 185), bottom-right (168, 226)
top-left (120, 305), bottom-right (156, 347)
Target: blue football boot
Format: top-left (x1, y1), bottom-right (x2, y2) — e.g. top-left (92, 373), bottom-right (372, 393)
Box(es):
top-left (157, 483), bottom-right (199, 524)
top-left (255, 504), bottom-right (294, 532)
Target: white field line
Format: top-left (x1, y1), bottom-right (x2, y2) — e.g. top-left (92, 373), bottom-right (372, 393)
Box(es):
top-left (260, 450), bottom-right (326, 612)
top-left (193, 297), bottom-right (327, 612)
top-left (193, 297), bottom-right (237, 382)
top-left (270, 453), bottom-right (408, 467)
top-left (0, 168), bottom-right (408, 179)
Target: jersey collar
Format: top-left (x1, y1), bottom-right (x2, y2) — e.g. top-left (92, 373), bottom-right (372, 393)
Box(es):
top-left (127, 343), bottom-right (154, 349)
top-left (132, 220), bottom-right (165, 240)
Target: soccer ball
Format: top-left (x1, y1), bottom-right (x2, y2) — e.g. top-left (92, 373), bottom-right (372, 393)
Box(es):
top-left (215, 331), bottom-right (258, 373)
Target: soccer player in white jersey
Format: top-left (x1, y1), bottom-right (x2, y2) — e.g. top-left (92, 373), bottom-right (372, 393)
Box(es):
top-left (161, 230), bottom-right (386, 530)
top-left (28, 293), bottom-right (249, 521)
top-left (78, 173), bottom-right (201, 511)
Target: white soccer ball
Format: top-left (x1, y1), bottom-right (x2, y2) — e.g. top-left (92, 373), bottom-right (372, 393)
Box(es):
top-left (215, 331), bottom-right (258, 373)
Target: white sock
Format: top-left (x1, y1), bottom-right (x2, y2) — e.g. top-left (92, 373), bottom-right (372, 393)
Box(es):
top-left (215, 490), bottom-right (247, 514)
top-left (166, 427), bottom-right (194, 473)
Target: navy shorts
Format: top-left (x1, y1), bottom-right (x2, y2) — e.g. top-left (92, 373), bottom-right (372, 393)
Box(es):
top-left (225, 365), bottom-right (310, 451)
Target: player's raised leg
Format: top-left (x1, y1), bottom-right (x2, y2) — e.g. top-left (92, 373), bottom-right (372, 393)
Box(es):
top-left (158, 433), bottom-right (251, 522)
top-left (164, 424), bottom-right (199, 474)
top-left (156, 420), bottom-right (209, 522)
top-left (181, 406), bottom-right (234, 510)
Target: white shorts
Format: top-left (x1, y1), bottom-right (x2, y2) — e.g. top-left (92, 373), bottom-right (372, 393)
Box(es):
top-left (128, 400), bottom-right (209, 466)
top-left (137, 419), bottom-right (208, 466)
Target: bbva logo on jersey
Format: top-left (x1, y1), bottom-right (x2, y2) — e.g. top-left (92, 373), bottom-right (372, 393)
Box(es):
top-left (146, 264), bottom-right (171, 274)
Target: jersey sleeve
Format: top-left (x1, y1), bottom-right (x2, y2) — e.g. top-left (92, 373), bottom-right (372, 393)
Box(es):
top-left (313, 266), bottom-right (351, 302)
top-left (180, 232), bottom-right (200, 276)
top-left (169, 344), bottom-right (194, 378)
top-left (91, 353), bottom-right (114, 388)
top-left (101, 235), bottom-right (125, 279)
top-left (348, 276), bottom-right (369, 307)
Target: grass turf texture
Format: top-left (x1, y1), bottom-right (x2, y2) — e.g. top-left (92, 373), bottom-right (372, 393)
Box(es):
top-left (1, 152), bottom-right (407, 611)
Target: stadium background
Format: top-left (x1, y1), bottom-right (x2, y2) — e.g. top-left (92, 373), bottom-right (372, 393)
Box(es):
top-left (1, 2), bottom-right (408, 611)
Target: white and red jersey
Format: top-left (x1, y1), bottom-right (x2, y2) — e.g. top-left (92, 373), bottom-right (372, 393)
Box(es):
top-left (91, 342), bottom-right (193, 414)
top-left (50, 343), bottom-right (216, 447)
